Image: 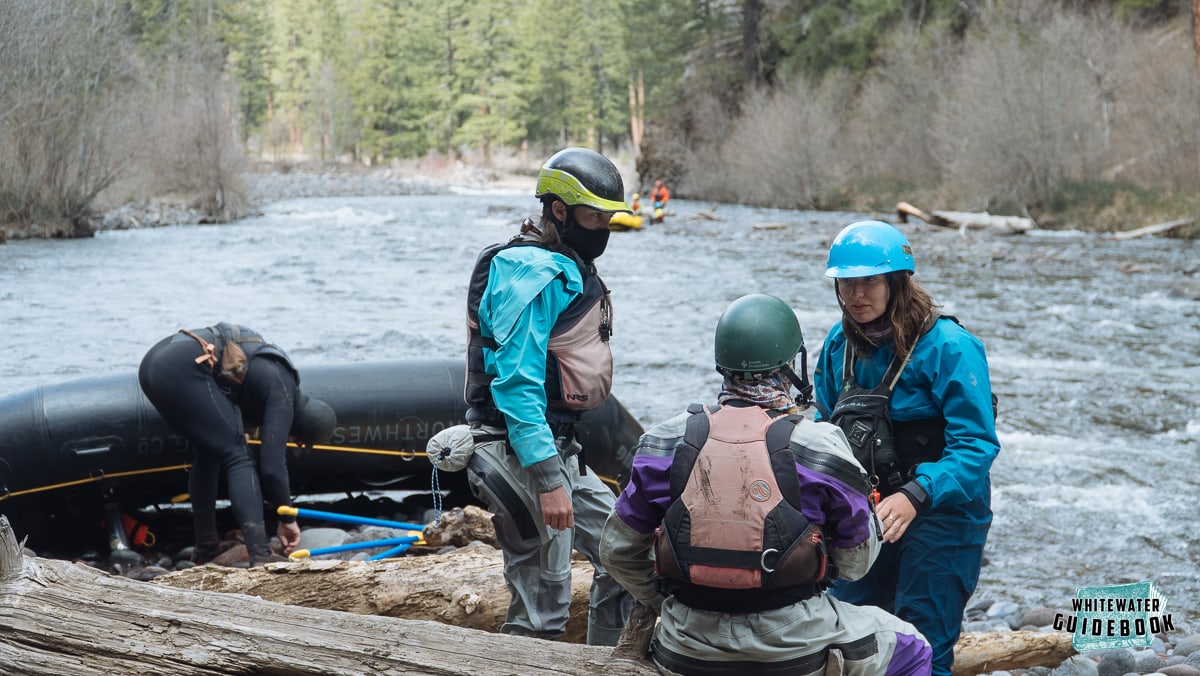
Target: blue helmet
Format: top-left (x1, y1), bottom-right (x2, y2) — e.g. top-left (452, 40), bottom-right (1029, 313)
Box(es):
top-left (825, 220), bottom-right (915, 278)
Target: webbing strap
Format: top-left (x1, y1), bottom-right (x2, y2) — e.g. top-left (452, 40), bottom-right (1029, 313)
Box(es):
top-left (178, 329), bottom-right (217, 370)
top-left (843, 342), bottom-right (912, 394)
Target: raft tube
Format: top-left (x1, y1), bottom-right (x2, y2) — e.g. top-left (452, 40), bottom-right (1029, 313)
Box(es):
top-left (0, 359), bottom-right (644, 551)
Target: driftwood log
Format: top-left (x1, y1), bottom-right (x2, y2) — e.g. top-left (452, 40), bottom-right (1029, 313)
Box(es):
top-left (0, 515), bottom-right (653, 676)
top-left (1103, 217), bottom-right (1194, 240)
top-left (156, 542), bottom-right (600, 642)
top-left (897, 201), bottom-right (1034, 235)
top-left (952, 631), bottom-right (1075, 675)
top-left (2, 510), bottom-right (1075, 675)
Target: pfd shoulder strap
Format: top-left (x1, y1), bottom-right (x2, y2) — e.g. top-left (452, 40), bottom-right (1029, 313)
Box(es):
top-left (467, 234), bottom-right (551, 352)
top-left (669, 404), bottom-right (714, 498)
top-left (843, 343), bottom-right (911, 394)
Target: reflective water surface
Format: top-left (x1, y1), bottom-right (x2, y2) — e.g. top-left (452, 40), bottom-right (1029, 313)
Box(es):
top-left (2, 192), bottom-right (1198, 628)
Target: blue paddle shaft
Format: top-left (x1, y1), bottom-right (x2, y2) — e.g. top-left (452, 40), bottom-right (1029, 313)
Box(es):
top-left (289, 506), bottom-right (425, 531)
top-left (306, 536), bottom-right (420, 557)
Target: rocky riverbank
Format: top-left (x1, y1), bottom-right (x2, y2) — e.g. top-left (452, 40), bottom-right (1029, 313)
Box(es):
top-left (94, 162), bottom-right (535, 234)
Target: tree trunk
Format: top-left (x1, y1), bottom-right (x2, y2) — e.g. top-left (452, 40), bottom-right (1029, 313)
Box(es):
top-left (896, 201), bottom-right (1034, 235)
top-left (1, 513), bottom-right (1074, 675)
top-left (1193, 0), bottom-right (1200, 86)
top-left (1104, 217), bottom-right (1195, 240)
top-left (0, 515), bottom-right (653, 676)
top-left (156, 542), bottom-right (601, 643)
top-left (743, 0), bottom-right (763, 85)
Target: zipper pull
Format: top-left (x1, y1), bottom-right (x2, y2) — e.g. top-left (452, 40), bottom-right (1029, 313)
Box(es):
top-left (869, 477), bottom-right (883, 540)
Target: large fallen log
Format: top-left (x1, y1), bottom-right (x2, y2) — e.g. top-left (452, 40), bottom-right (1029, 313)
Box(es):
top-left (154, 505), bottom-right (602, 642)
top-left (3, 510), bottom-right (1074, 675)
top-left (156, 542), bottom-right (601, 643)
top-left (897, 201), bottom-right (1035, 235)
top-left (158, 550), bottom-right (1076, 673)
top-left (1103, 217), bottom-right (1194, 241)
top-left (0, 515), bottom-right (653, 676)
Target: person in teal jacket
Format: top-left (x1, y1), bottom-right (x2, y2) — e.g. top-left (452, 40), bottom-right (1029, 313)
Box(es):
top-left (813, 220), bottom-right (999, 676)
top-left (460, 147), bottom-right (633, 645)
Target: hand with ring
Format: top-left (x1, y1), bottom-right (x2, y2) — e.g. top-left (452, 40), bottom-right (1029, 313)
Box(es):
top-left (877, 493), bottom-right (917, 544)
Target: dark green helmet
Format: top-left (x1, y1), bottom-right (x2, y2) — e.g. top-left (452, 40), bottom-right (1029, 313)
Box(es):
top-left (535, 147), bottom-right (631, 213)
top-left (714, 294), bottom-right (804, 374)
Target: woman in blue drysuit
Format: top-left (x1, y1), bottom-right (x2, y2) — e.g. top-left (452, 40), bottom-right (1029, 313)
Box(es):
top-left (813, 221), bottom-right (1000, 676)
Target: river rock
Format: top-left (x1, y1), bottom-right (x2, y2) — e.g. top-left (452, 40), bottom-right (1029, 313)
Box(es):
top-left (1134, 649), bottom-right (1167, 673)
top-left (1158, 664), bottom-right (1200, 676)
top-left (298, 527), bottom-right (350, 551)
top-left (1021, 606), bottom-right (1064, 628)
top-left (1173, 635), bottom-right (1200, 658)
top-left (1096, 648), bottom-right (1136, 676)
top-left (1051, 654), bottom-right (1100, 676)
top-left (987, 600), bottom-right (1022, 618)
top-left (1168, 278), bottom-right (1200, 300)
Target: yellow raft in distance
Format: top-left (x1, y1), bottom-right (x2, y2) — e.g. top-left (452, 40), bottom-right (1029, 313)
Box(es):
top-left (609, 212), bottom-right (644, 231)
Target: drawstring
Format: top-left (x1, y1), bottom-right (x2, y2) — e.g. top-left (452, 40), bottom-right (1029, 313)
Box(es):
top-left (429, 464), bottom-right (443, 529)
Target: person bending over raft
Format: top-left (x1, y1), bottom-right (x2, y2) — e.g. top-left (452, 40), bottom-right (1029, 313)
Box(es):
top-left (138, 322), bottom-right (336, 567)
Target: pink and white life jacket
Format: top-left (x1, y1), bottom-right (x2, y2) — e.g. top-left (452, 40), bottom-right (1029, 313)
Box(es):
top-left (654, 402), bottom-right (828, 611)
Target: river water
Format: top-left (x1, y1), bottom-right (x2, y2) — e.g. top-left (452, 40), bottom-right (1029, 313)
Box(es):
top-left (2, 190), bottom-right (1198, 630)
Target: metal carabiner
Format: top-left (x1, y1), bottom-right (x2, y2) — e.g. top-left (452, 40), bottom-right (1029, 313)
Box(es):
top-left (760, 548), bottom-right (779, 573)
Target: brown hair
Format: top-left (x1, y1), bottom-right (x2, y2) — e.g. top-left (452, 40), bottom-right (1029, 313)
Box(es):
top-left (521, 197), bottom-right (590, 267)
top-left (839, 271), bottom-right (937, 357)
top-left (519, 198), bottom-right (563, 244)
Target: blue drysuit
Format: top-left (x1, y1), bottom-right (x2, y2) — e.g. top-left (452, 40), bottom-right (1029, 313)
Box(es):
top-left (814, 316), bottom-right (999, 676)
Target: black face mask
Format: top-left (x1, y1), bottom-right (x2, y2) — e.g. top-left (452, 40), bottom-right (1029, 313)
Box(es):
top-left (560, 221), bottom-right (610, 262)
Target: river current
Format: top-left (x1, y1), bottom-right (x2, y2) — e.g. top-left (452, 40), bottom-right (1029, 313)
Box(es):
top-left (2, 191), bottom-right (1198, 629)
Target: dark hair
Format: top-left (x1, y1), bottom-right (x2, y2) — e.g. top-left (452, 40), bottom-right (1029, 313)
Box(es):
top-left (840, 271), bottom-right (937, 357)
top-left (522, 197), bottom-right (590, 268)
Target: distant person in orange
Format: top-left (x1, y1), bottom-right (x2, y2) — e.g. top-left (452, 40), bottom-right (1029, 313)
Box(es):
top-left (651, 180), bottom-right (670, 222)
top-left (630, 192), bottom-right (642, 214)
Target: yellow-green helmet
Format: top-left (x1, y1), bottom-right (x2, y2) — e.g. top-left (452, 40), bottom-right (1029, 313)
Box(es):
top-left (714, 294), bottom-right (804, 374)
top-left (535, 148), bottom-right (631, 213)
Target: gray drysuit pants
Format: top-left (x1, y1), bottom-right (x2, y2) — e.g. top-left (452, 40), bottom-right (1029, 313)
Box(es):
top-left (466, 432), bottom-right (630, 645)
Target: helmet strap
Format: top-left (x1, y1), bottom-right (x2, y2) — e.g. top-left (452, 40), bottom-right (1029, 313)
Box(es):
top-left (781, 347), bottom-right (827, 417)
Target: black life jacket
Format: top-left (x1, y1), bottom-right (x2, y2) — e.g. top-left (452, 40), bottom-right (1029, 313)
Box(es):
top-left (464, 234), bottom-right (613, 427)
top-left (829, 316), bottom-right (955, 495)
top-left (207, 323), bottom-right (298, 401)
top-left (654, 403), bottom-right (829, 613)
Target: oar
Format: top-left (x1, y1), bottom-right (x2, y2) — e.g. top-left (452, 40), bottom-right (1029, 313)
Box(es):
top-left (278, 505), bottom-right (426, 531)
top-left (289, 535), bottom-right (421, 560)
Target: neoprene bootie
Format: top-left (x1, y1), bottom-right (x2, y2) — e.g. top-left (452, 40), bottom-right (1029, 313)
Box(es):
top-left (243, 522), bottom-right (290, 566)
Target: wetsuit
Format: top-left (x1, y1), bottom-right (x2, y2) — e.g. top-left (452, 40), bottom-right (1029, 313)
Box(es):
top-left (138, 325), bottom-right (300, 561)
top-left (601, 401), bottom-right (932, 675)
top-left (814, 316), bottom-right (999, 676)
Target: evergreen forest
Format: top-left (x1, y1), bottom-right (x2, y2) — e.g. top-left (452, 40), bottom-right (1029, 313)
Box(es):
top-left (1, 0), bottom-right (1198, 235)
